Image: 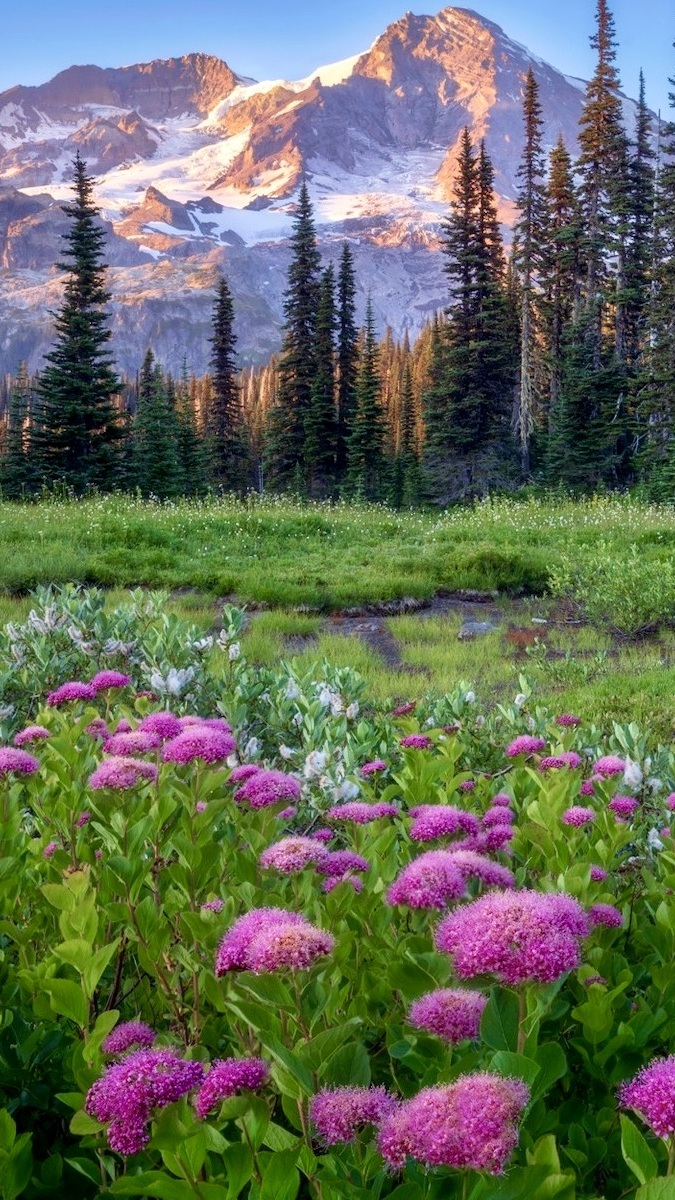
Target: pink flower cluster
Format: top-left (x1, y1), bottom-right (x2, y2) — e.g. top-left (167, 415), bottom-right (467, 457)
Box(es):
top-left (482, 807), bottom-right (515, 829)
top-left (620, 1056), bottom-right (675, 1138)
top-left (47, 681), bottom-right (97, 706)
top-left (555, 713), bottom-right (581, 726)
top-left (593, 755), bottom-right (625, 778)
top-left (387, 850), bottom-right (466, 909)
top-left (361, 760), bottom-right (387, 776)
top-left (562, 806), bottom-right (596, 828)
top-left (194, 1057), bottom-right (269, 1118)
top-left (104, 730), bottom-right (161, 756)
top-left (435, 889), bottom-right (589, 985)
top-left (409, 988), bottom-right (487, 1044)
top-left (588, 903), bottom-right (623, 928)
top-left (259, 837), bottom-right (324, 874)
top-left (310, 1086), bottom-right (397, 1145)
top-left (377, 1073), bottom-right (529, 1174)
top-left (408, 805), bottom-right (479, 842)
top-left (328, 802), bottom-right (398, 824)
top-left (506, 735), bottom-right (546, 758)
top-left (0, 747), bottom-right (40, 776)
top-left (13, 725), bottom-right (50, 747)
top-left (234, 769), bottom-right (301, 809)
top-left (90, 671), bottom-right (132, 692)
top-left (400, 734), bottom-right (433, 750)
top-left (608, 795), bottom-right (639, 818)
top-left (102, 1021), bottom-right (155, 1055)
top-left (539, 752), bottom-right (583, 770)
top-left (85, 1048), bottom-right (205, 1154)
top-left (163, 725), bottom-right (236, 765)
top-left (89, 756), bottom-right (158, 790)
top-left (215, 908), bottom-right (334, 974)
top-left (138, 712), bottom-right (182, 739)
top-left (443, 849), bottom-right (515, 889)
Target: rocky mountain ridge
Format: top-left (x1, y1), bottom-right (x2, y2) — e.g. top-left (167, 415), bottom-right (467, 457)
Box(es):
top-left (0, 7), bottom-right (650, 376)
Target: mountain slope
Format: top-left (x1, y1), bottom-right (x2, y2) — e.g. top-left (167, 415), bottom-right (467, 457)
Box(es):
top-left (0, 7), bottom-right (648, 375)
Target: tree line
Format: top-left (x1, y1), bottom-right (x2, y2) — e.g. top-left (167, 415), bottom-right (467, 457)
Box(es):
top-left (1, 0), bottom-right (674, 504)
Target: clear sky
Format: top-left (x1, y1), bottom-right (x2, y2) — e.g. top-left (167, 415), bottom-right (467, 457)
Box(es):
top-left (2, 0), bottom-right (672, 114)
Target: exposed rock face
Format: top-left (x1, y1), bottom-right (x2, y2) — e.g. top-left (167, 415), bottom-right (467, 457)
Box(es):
top-left (0, 8), bottom-right (652, 376)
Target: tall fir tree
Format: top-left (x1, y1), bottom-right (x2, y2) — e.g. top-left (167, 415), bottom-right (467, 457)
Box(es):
top-left (176, 356), bottom-right (208, 496)
top-left (132, 350), bottom-right (182, 498)
top-left (32, 153), bottom-right (123, 492)
top-left (625, 71), bottom-right (655, 369)
top-left (345, 299), bottom-right (386, 499)
top-left (206, 275), bottom-right (247, 491)
top-left (336, 243), bottom-right (359, 480)
top-left (0, 363), bottom-right (38, 498)
top-left (305, 265), bottom-right (337, 496)
top-left (266, 181), bottom-right (321, 490)
top-left (389, 362), bottom-right (422, 507)
top-left (513, 68), bottom-right (549, 475)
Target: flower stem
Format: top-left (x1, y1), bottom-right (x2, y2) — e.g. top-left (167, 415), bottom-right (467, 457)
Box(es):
top-left (517, 989), bottom-right (527, 1055)
top-left (667, 1136), bottom-right (675, 1175)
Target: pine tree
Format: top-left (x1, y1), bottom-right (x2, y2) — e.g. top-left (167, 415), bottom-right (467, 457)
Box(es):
top-left (176, 357), bottom-right (208, 496)
top-left (390, 362), bottom-right (422, 507)
top-left (33, 153), bottom-right (122, 492)
top-left (206, 275), bottom-right (247, 490)
top-left (305, 265), bottom-right (337, 496)
top-left (513, 68), bottom-right (549, 474)
top-left (267, 181), bottom-right (321, 489)
top-left (625, 71), bottom-right (655, 369)
top-left (345, 299), bottom-right (386, 499)
top-left (132, 350), bottom-right (182, 498)
top-left (336, 243), bottom-right (358, 479)
top-left (0, 363), bottom-right (38, 498)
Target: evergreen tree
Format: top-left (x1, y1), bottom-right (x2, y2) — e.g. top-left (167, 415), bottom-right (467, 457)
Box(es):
top-left (390, 362), bottom-right (422, 507)
top-left (513, 68), bottom-right (549, 474)
top-left (345, 299), bottom-right (386, 499)
top-left (625, 71), bottom-right (655, 369)
top-left (336, 243), bottom-right (358, 479)
top-left (305, 265), bottom-right (337, 496)
top-left (206, 275), bottom-right (247, 490)
top-left (176, 356), bottom-right (208, 496)
top-left (0, 363), bottom-right (38, 498)
top-left (267, 181), bottom-right (321, 489)
top-left (33, 153), bottom-right (123, 492)
top-left (132, 350), bottom-right (182, 498)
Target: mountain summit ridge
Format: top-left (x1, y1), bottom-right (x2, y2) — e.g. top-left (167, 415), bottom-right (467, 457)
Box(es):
top-left (0, 6), bottom-right (650, 375)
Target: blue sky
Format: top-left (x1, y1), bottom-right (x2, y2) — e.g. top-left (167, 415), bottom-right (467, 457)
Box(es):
top-left (2, 0), bottom-right (672, 114)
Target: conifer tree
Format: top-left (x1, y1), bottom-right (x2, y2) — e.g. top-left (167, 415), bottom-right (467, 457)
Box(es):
top-left (206, 275), bottom-right (247, 490)
top-left (176, 357), bottom-right (208, 496)
top-left (513, 68), bottom-right (549, 474)
top-left (305, 265), bottom-right (337, 495)
top-left (132, 350), bottom-right (182, 498)
top-left (33, 153), bottom-right (122, 492)
top-left (267, 181), bottom-right (321, 489)
top-left (390, 362), bottom-right (422, 507)
top-left (346, 299), bottom-right (386, 499)
top-left (336, 243), bottom-right (358, 479)
top-left (0, 363), bottom-right (38, 498)
top-left (625, 71), bottom-right (655, 369)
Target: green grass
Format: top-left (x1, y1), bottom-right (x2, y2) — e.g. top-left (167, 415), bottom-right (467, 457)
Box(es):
top-left (1, 492), bottom-right (675, 609)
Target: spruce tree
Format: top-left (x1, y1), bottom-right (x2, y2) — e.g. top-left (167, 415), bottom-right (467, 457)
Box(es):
top-left (345, 299), bottom-right (386, 499)
top-left (206, 274), bottom-right (246, 490)
top-left (513, 69), bottom-right (549, 475)
top-left (625, 71), bottom-right (655, 369)
top-left (176, 357), bottom-right (208, 496)
top-left (390, 362), bottom-right (422, 507)
top-left (336, 243), bottom-right (358, 479)
top-left (0, 364), bottom-right (38, 498)
top-left (305, 265), bottom-right (337, 496)
top-left (33, 153), bottom-right (122, 492)
top-left (267, 181), bottom-right (321, 490)
top-left (132, 350), bottom-right (182, 498)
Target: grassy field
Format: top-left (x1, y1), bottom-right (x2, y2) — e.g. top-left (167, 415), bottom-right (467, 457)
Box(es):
top-left (1, 491), bottom-right (675, 608)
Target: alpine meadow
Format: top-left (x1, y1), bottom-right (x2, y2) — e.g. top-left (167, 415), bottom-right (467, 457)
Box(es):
top-left (1, 1), bottom-right (675, 1198)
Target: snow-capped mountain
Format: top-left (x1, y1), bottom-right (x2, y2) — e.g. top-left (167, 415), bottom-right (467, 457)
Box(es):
top-left (0, 7), bottom-right (648, 375)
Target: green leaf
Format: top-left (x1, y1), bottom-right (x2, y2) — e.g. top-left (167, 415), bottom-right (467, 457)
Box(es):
top-left (636, 1184), bottom-right (675, 1200)
top-left (481, 989), bottom-right (520, 1052)
top-left (490, 1051), bottom-right (540, 1092)
top-left (222, 1143), bottom-right (253, 1198)
top-left (0, 1112), bottom-right (15, 1154)
top-left (83, 942), bottom-right (119, 997)
top-left (531, 1043), bottom-right (567, 1103)
top-left (621, 1115), bottom-right (659, 1184)
top-left (322, 1042), bottom-right (371, 1086)
top-left (259, 1150), bottom-right (300, 1200)
top-left (41, 979), bottom-right (89, 1028)
top-left (70, 1110), bottom-right (104, 1136)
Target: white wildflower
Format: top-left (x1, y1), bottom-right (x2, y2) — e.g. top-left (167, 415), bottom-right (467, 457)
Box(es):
top-left (329, 693), bottom-right (344, 716)
top-left (647, 777), bottom-right (663, 794)
top-left (514, 693), bottom-right (527, 709)
top-left (279, 744), bottom-right (294, 760)
top-left (226, 753), bottom-right (239, 769)
top-left (464, 690), bottom-right (476, 704)
top-left (292, 712), bottom-right (304, 728)
top-left (193, 636), bottom-right (214, 653)
top-left (647, 827), bottom-right (665, 853)
top-left (623, 757), bottom-right (643, 791)
top-left (345, 702), bottom-right (359, 720)
top-left (336, 780), bottom-right (359, 802)
top-left (318, 686), bottom-right (332, 707)
top-left (228, 642), bottom-right (241, 662)
top-left (244, 737), bottom-right (261, 759)
top-left (284, 679), bottom-right (302, 701)
top-left (474, 715), bottom-right (485, 729)
top-left (304, 750), bottom-right (327, 778)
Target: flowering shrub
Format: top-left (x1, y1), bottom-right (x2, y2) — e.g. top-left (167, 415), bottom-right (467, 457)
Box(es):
top-left (2, 599), bottom-right (675, 1197)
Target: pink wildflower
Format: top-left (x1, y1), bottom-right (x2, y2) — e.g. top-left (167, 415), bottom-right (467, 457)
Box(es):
top-left (43, 841), bottom-right (58, 859)
top-left (392, 702), bottom-right (416, 716)
top-left (114, 719), bottom-right (133, 734)
top-left (459, 779), bottom-right (476, 792)
top-left (562, 806), bottom-right (596, 827)
top-left (90, 671), bottom-right (132, 692)
top-left (47, 681), bottom-right (97, 706)
top-left (409, 805), bottom-right (479, 842)
top-left (163, 726), bottom-right (236, 765)
top-left (104, 730), bottom-right (161, 756)
top-left (540, 751), bottom-right (583, 770)
top-left (312, 828), bottom-right (333, 843)
top-left (594, 755), bottom-right (626, 778)
top-left (102, 1022), bottom-right (155, 1055)
top-left (216, 908), bottom-right (332, 974)
top-left (492, 792), bottom-right (512, 807)
top-left (555, 713), bottom-right (582, 727)
top-left (89, 756), bottom-right (158, 791)
top-left (259, 837), bottom-right (324, 874)
top-left (387, 851), bottom-right (467, 910)
top-left (13, 725), bottom-right (50, 747)
top-left (138, 712), bottom-right (183, 740)
top-left (195, 1058), bottom-right (269, 1119)
top-left (409, 988), bottom-right (488, 1043)
top-left (310, 1087), bottom-right (397, 1145)
top-left (0, 747), bottom-right (39, 776)
top-left (377, 1073), bottom-right (529, 1174)
top-left (445, 849), bottom-right (515, 889)
top-left (608, 795), bottom-right (639, 818)
top-left (580, 780), bottom-right (595, 796)
top-left (400, 734), bottom-right (433, 750)
top-left (235, 769), bottom-right (301, 810)
top-left (361, 759), bottom-right (387, 776)
top-left (482, 807), bottom-right (515, 828)
top-left (590, 865), bottom-right (608, 882)
top-left (86, 718), bottom-right (109, 740)
top-left (317, 850), bottom-right (369, 878)
top-left (277, 806), bottom-right (297, 820)
top-left (435, 889), bottom-right (589, 985)
top-left (588, 903), bottom-right (623, 928)
top-left (76, 811), bottom-right (91, 827)
top-left (328, 802), bottom-right (398, 824)
top-left (201, 898), bottom-right (224, 913)
top-left (322, 874), bottom-right (364, 893)
top-left (619, 1056), bottom-right (675, 1138)
top-left (666, 793), bottom-right (675, 812)
top-left (229, 763), bottom-right (261, 783)
top-left (85, 1048), bottom-right (204, 1155)
top-left (195, 801), bottom-right (207, 813)
top-left (506, 735), bottom-right (546, 757)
